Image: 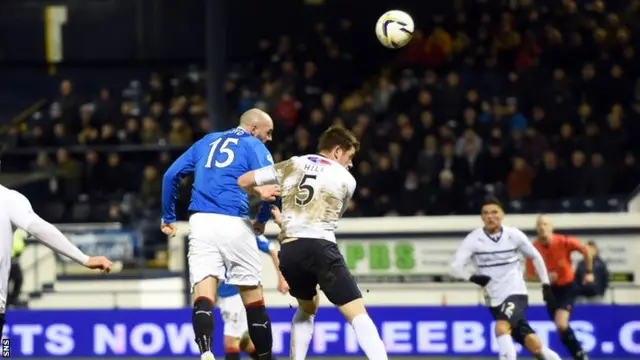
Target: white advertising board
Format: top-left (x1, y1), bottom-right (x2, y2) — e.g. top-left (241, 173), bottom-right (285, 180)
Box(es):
top-left (170, 213), bottom-right (640, 284)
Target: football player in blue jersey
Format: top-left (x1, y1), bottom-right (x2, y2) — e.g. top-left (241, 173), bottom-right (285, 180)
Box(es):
top-left (218, 232), bottom-right (288, 360)
top-left (161, 109), bottom-right (280, 360)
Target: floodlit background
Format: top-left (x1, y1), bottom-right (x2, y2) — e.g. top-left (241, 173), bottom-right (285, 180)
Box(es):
top-left (0, 0), bottom-right (639, 358)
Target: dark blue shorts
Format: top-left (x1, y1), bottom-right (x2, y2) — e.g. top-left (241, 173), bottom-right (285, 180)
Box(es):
top-left (547, 282), bottom-right (578, 315)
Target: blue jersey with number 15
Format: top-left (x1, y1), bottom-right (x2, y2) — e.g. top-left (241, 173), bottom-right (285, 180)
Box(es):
top-left (161, 127), bottom-right (273, 223)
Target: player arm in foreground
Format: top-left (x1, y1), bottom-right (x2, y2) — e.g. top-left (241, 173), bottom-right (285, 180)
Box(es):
top-left (237, 160), bottom-right (287, 200)
top-left (7, 190), bottom-right (112, 272)
top-left (160, 145), bottom-right (196, 237)
top-left (567, 235), bottom-right (595, 283)
top-left (256, 215), bottom-right (289, 294)
top-left (450, 236), bottom-right (492, 287)
top-left (514, 230), bottom-right (556, 306)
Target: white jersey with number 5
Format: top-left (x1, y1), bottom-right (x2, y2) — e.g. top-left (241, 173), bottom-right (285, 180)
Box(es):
top-left (254, 154), bottom-right (356, 243)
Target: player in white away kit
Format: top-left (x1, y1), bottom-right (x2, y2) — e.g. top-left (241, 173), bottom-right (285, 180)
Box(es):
top-left (0, 185), bottom-right (112, 332)
top-left (450, 200), bottom-right (563, 360)
top-left (238, 126), bottom-right (388, 360)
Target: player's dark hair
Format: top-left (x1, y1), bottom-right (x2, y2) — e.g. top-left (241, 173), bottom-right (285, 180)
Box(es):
top-left (481, 198), bottom-right (503, 212)
top-left (318, 126), bottom-right (360, 153)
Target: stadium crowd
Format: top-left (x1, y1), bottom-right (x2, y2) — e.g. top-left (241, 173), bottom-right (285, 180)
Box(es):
top-left (3, 0), bottom-right (640, 223)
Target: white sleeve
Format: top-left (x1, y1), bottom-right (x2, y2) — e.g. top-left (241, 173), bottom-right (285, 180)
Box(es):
top-left (339, 176), bottom-right (357, 217)
top-left (450, 235), bottom-right (475, 280)
top-left (514, 229), bottom-right (550, 284)
top-left (7, 190), bottom-right (90, 266)
top-left (254, 165), bottom-right (278, 186)
top-left (346, 176), bottom-right (356, 200)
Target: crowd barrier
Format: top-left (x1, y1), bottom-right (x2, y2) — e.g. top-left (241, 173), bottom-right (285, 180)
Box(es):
top-left (3, 306), bottom-right (639, 358)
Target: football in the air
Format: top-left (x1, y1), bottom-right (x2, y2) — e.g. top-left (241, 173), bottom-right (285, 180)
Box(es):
top-left (375, 10), bottom-right (415, 49)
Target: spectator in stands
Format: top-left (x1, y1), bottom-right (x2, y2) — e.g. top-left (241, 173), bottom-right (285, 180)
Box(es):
top-left (507, 156), bottom-right (534, 200)
top-left (576, 241), bottom-right (609, 304)
top-left (140, 165), bottom-right (161, 209)
top-left (5, 0), bottom-right (640, 222)
top-left (56, 148), bottom-right (82, 200)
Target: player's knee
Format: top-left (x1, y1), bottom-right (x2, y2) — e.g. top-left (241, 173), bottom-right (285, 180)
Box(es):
top-left (555, 319), bottom-right (569, 331)
top-left (193, 296), bottom-right (215, 329)
top-left (553, 313), bottom-right (569, 331)
top-left (524, 334), bottom-right (543, 356)
top-left (224, 336), bottom-right (241, 351)
top-left (338, 298), bottom-right (367, 323)
top-left (237, 285), bottom-right (263, 305)
top-left (297, 297), bottom-right (319, 316)
top-left (494, 320), bottom-right (512, 337)
top-left (193, 276), bottom-right (219, 299)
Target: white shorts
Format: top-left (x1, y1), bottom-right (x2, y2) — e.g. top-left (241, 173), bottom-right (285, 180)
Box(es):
top-left (218, 294), bottom-right (248, 338)
top-left (188, 213), bottom-right (262, 289)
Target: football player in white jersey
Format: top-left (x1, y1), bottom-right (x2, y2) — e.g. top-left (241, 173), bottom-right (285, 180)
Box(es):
top-left (237, 126), bottom-right (388, 360)
top-left (0, 184), bottom-right (112, 332)
top-left (450, 199), bottom-right (563, 360)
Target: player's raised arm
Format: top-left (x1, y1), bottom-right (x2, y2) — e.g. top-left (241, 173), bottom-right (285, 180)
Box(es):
top-left (161, 144), bottom-right (197, 235)
top-left (524, 257), bottom-right (540, 282)
top-left (237, 157), bottom-right (291, 201)
top-left (449, 236), bottom-right (478, 281)
top-left (566, 235), bottom-right (595, 283)
top-left (514, 229), bottom-right (550, 284)
top-left (514, 229), bottom-right (556, 307)
top-left (6, 190), bottom-right (112, 272)
top-left (451, 235), bottom-right (492, 287)
top-left (339, 176), bottom-right (357, 217)
top-left (256, 232), bottom-right (289, 294)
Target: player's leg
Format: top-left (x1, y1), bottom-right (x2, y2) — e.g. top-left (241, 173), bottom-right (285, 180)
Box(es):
top-left (548, 285), bottom-right (587, 360)
top-left (219, 294), bottom-right (249, 360)
top-left (508, 296), bottom-right (561, 360)
top-left (240, 333), bottom-right (259, 360)
top-left (278, 239), bottom-right (319, 360)
top-left (489, 295), bottom-right (533, 360)
top-left (223, 217), bottom-right (273, 360)
top-left (223, 336), bottom-right (242, 360)
top-left (520, 332), bottom-right (562, 360)
top-left (315, 240), bottom-right (387, 360)
top-left (189, 214), bottom-right (227, 359)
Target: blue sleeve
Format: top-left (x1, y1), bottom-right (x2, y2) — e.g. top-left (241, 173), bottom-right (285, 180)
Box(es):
top-left (161, 145), bottom-right (196, 223)
top-left (255, 235), bottom-right (272, 254)
top-left (248, 141), bottom-right (274, 171)
top-left (256, 201), bottom-right (273, 224)
top-left (251, 141), bottom-right (277, 223)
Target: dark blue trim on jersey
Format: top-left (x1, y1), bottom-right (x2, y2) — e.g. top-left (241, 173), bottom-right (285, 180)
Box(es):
top-left (474, 248), bottom-right (517, 255)
top-left (483, 226), bottom-right (504, 243)
top-left (477, 259), bottom-right (520, 268)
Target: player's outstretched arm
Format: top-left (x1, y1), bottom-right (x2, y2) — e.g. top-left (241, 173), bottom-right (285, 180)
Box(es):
top-left (161, 145), bottom-right (196, 233)
top-left (514, 230), bottom-right (556, 306)
top-left (451, 236), bottom-right (491, 286)
top-left (7, 190), bottom-right (112, 272)
top-left (568, 236), bottom-right (595, 283)
top-left (256, 232), bottom-right (289, 294)
top-left (237, 166), bottom-right (280, 201)
top-left (515, 230), bottom-right (550, 284)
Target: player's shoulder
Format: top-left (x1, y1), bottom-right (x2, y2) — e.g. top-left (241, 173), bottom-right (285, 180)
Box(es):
top-left (0, 185), bottom-right (22, 202)
top-left (503, 225), bottom-right (527, 238)
top-left (0, 186), bottom-right (32, 210)
top-left (463, 227), bottom-right (485, 241)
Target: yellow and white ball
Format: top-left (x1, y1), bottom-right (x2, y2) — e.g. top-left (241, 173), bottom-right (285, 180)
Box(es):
top-left (375, 10), bottom-right (415, 49)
